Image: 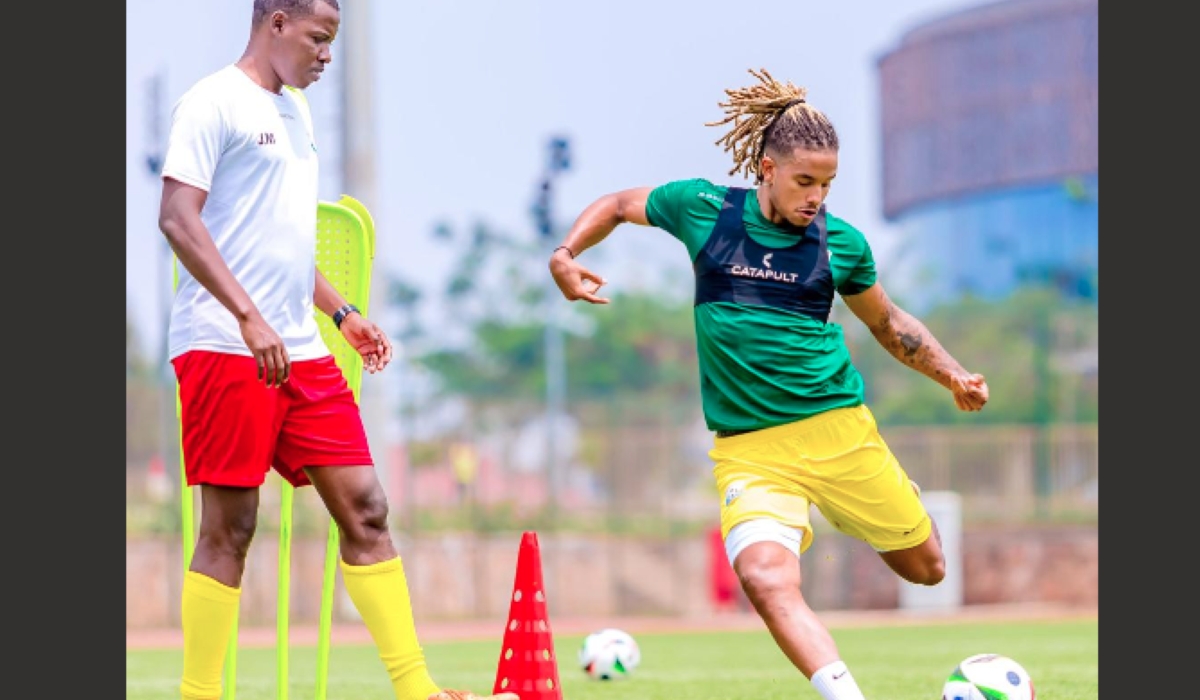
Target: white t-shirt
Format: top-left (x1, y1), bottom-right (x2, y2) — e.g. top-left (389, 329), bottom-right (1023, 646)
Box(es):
top-left (162, 64), bottom-right (329, 362)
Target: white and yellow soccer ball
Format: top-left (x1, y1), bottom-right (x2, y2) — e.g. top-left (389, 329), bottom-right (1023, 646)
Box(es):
top-left (942, 653), bottom-right (1035, 700)
top-left (578, 628), bottom-right (641, 681)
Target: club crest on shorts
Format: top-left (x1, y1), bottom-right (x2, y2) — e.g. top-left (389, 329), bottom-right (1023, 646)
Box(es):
top-left (724, 484), bottom-right (744, 507)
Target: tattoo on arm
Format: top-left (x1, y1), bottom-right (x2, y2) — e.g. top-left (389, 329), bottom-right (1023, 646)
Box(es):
top-left (870, 301), bottom-right (965, 389)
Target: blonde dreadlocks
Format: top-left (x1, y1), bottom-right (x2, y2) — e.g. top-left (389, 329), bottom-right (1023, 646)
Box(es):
top-left (706, 68), bottom-right (840, 183)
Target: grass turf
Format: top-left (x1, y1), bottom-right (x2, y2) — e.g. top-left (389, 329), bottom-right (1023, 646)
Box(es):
top-left (126, 618), bottom-right (1097, 699)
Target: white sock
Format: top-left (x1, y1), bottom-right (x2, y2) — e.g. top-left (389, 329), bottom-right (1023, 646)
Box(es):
top-left (810, 660), bottom-right (867, 700)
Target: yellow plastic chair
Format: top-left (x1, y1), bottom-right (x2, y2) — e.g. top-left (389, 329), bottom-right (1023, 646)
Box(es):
top-left (175, 195), bottom-right (376, 700)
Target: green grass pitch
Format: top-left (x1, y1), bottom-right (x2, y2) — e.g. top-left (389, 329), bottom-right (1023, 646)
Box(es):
top-left (126, 618), bottom-right (1097, 699)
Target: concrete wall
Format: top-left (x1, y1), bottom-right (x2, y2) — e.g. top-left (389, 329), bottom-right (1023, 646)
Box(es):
top-left (127, 524), bottom-right (1097, 630)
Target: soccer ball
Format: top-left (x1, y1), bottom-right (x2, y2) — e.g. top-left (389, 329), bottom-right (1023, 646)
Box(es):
top-left (942, 653), bottom-right (1035, 700)
top-left (578, 628), bottom-right (640, 680)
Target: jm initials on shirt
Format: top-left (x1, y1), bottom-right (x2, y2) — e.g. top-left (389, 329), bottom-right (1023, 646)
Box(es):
top-left (257, 132), bottom-right (276, 145)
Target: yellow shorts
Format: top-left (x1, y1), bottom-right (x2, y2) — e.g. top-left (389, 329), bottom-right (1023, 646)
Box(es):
top-left (711, 404), bottom-right (931, 554)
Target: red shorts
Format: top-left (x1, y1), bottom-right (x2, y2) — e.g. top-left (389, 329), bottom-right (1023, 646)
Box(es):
top-left (172, 350), bottom-right (374, 488)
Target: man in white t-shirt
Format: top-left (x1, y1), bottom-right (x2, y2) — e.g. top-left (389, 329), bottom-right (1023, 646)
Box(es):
top-left (158, 3), bottom-right (517, 700)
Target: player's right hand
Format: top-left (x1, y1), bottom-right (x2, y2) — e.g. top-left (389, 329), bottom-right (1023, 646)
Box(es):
top-left (548, 250), bottom-right (609, 304)
top-left (240, 315), bottom-right (290, 388)
top-left (950, 372), bottom-right (988, 412)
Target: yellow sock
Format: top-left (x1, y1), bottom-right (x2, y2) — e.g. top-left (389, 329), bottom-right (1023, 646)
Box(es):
top-left (180, 571), bottom-right (241, 700)
top-left (341, 557), bottom-right (442, 700)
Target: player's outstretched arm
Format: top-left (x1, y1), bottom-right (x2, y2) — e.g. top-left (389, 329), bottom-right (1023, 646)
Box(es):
top-left (548, 187), bottom-right (653, 304)
top-left (842, 282), bottom-right (989, 412)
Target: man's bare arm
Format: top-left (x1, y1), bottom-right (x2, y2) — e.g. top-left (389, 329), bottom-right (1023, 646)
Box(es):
top-left (159, 176), bottom-right (291, 386)
top-left (548, 187), bottom-right (653, 304)
top-left (313, 268), bottom-right (350, 318)
top-left (158, 178), bottom-right (261, 323)
top-left (842, 282), bottom-right (969, 390)
top-left (556, 186), bottom-right (653, 258)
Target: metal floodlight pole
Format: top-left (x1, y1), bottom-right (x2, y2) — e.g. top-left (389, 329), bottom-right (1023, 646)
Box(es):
top-left (341, 0), bottom-right (385, 500)
top-left (536, 136), bottom-right (571, 529)
top-left (144, 69), bottom-right (179, 507)
top-left (144, 70), bottom-right (168, 368)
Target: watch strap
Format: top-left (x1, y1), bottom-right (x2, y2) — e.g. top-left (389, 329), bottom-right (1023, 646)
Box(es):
top-left (333, 303), bottom-right (360, 329)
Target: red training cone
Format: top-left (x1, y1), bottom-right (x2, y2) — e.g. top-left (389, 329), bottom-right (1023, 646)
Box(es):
top-left (493, 531), bottom-right (562, 700)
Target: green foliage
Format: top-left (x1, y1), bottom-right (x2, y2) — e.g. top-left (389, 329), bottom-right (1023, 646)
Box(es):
top-left (568, 294), bottom-right (699, 402)
top-left (126, 298), bottom-right (157, 380)
top-left (420, 320), bottom-right (548, 401)
top-left (380, 219), bottom-right (1096, 428)
top-left (127, 296), bottom-right (170, 462)
top-left (383, 274), bottom-right (424, 344)
top-left (845, 286), bottom-right (1097, 426)
top-left (403, 219), bottom-right (700, 407)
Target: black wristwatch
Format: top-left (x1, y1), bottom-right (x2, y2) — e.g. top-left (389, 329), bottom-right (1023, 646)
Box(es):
top-left (332, 303), bottom-right (360, 330)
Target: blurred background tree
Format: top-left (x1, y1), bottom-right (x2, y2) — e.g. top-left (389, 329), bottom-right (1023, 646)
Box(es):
top-left (393, 223), bottom-right (1097, 429)
top-left (127, 298), bottom-right (165, 463)
top-left (845, 286), bottom-right (1098, 426)
top-left (398, 219), bottom-right (701, 412)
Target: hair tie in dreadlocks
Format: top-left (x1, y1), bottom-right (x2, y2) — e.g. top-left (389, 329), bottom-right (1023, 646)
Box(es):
top-left (755, 98), bottom-right (809, 168)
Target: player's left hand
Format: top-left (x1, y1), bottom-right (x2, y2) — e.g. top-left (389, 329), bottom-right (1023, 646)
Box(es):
top-left (950, 372), bottom-right (988, 412)
top-left (340, 313), bottom-right (393, 374)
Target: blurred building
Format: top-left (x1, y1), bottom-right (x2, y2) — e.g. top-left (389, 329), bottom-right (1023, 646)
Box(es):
top-left (877, 0), bottom-right (1097, 311)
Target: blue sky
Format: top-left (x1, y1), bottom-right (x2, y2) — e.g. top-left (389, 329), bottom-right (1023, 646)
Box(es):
top-left (126, 0), bottom-right (999, 358)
